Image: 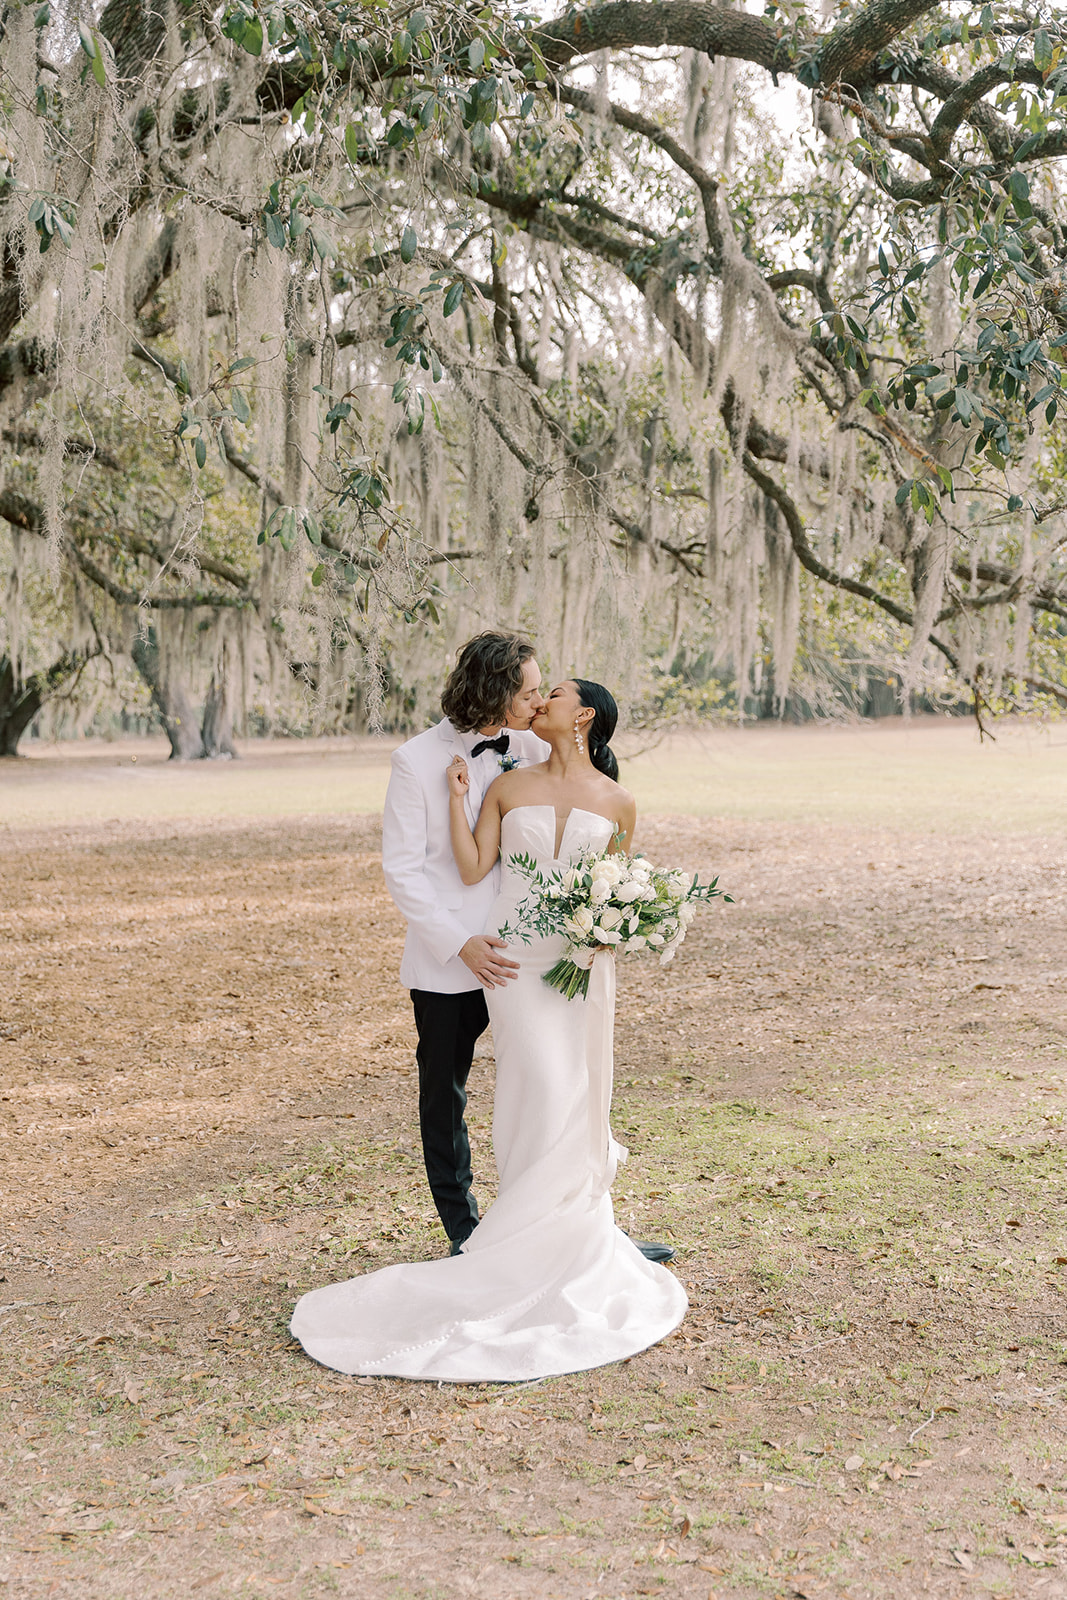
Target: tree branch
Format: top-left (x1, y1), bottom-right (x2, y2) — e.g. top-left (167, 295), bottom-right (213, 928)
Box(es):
top-left (1021, 673), bottom-right (1067, 707)
top-left (742, 453), bottom-right (961, 670)
top-left (818, 0), bottom-right (939, 84)
top-left (68, 542), bottom-right (253, 611)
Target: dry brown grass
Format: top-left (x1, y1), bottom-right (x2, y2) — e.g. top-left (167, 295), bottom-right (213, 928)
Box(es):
top-left (0, 728), bottom-right (1064, 1600)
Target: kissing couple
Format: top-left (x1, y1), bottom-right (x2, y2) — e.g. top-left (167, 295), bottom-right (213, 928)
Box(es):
top-left (291, 632), bottom-right (687, 1381)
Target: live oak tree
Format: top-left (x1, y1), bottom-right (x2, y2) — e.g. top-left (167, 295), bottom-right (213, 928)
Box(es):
top-left (1, 0), bottom-right (1065, 751)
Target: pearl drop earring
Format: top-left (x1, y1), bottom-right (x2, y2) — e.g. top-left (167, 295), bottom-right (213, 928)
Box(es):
top-left (574, 719), bottom-right (585, 755)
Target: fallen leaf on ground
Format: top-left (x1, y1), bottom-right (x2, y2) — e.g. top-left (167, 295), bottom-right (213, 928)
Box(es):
top-left (786, 1575), bottom-right (823, 1597)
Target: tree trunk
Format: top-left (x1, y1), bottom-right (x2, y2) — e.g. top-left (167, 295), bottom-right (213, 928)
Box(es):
top-left (201, 672), bottom-right (237, 758)
top-left (0, 650), bottom-right (94, 757)
top-left (131, 631), bottom-right (206, 759)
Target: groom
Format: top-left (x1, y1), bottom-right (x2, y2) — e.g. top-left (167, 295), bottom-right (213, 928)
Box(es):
top-left (382, 632), bottom-right (548, 1253)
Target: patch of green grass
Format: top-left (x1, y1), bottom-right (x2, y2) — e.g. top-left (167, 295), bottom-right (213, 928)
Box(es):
top-left (615, 1081), bottom-right (1063, 1322)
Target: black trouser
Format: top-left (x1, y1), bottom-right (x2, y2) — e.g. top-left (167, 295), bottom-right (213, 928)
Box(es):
top-left (410, 988), bottom-right (488, 1245)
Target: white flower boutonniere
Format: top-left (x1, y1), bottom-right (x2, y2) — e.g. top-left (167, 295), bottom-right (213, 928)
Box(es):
top-left (499, 753), bottom-right (520, 772)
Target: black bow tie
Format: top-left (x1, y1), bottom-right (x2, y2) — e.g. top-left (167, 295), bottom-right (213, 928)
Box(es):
top-left (470, 734), bottom-right (510, 759)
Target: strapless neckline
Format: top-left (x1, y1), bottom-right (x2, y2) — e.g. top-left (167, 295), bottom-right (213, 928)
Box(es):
top-left (500, 803), bottom-right (616, 863)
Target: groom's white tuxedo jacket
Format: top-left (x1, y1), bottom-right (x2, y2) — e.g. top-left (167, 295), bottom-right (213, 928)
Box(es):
top-left (382, 717), bottom-right (549, 993)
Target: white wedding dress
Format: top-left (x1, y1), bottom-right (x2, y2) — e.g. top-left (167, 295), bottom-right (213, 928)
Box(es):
top-left (290, 806), bottom-right (687, 1381)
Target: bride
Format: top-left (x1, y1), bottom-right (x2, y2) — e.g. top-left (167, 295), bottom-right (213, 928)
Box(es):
top-left (290, 678), bottom-right (687, 1381)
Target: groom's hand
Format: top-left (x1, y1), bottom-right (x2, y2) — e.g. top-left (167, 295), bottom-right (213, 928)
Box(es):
top-left (460, 935), bottom-right (519, 988)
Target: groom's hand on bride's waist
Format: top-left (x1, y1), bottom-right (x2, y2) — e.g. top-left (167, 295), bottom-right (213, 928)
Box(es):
top-left (461, 935), bottom-right (520, 988)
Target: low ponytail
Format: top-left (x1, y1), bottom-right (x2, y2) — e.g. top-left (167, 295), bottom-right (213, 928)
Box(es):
top-left (574, 679), bottom-right (619, 781)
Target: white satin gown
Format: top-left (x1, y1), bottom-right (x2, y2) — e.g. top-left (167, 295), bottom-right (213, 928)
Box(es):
top-left (290, 806), bottom-right (687, 1381)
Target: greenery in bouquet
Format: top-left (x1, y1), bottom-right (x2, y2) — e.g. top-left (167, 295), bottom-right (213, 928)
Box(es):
top-left (499, 846), bottom-right (732, 1000)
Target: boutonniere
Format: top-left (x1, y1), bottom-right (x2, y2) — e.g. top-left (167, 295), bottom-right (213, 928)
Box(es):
top-left (499, 754), bottom-right (520, 772)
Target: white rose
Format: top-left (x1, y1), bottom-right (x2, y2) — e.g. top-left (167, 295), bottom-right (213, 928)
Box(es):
top-left (562, 866), bottom-right (583, 893)
top-left (615, 882), bottom-right (642, 903)
top-left (569, 906), bottom-right (595, 935)
top-left (591, 857), bottom-right (624, 886)
top-left (596, 904), bottom-right (624, 930)
top-left (593, 927), bottom-right (622, 944)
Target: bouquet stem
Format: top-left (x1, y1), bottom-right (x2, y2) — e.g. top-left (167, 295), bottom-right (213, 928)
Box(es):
top-left (542, 956), bottom-right (591, 1001)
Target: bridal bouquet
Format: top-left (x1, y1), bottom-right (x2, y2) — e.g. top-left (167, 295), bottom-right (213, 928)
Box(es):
top-left (499, 845), bottom-right (732, 1000)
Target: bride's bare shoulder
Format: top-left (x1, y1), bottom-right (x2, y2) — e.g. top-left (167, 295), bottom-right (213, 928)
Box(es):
top-left (597, 774), bottom-right (635, 808)
top-left (489, 766), bottom-right (547, 809)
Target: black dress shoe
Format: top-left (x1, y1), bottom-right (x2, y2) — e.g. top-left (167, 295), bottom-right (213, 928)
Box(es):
top-left (630, 1238), bottom-right (675, 1264)
top-left (449, 1239), bottom-right (466, 1257)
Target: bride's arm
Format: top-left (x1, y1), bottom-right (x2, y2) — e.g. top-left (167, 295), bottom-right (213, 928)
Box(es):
top-left (609, 790), bottom-right (637, 854)
top-left (447, 761), bottom-right (504, 884)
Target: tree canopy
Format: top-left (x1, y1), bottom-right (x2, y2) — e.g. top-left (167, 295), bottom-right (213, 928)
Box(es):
top-left (1, 0), bottom-right (1065, 750)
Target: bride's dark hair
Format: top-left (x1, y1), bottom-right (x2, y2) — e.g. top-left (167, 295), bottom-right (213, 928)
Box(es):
top-left (573, 680), bottom-right (619, 781)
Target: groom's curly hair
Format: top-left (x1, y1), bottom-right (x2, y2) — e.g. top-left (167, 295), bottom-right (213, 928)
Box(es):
top-left (441, 632), bottom-right (536, 732)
